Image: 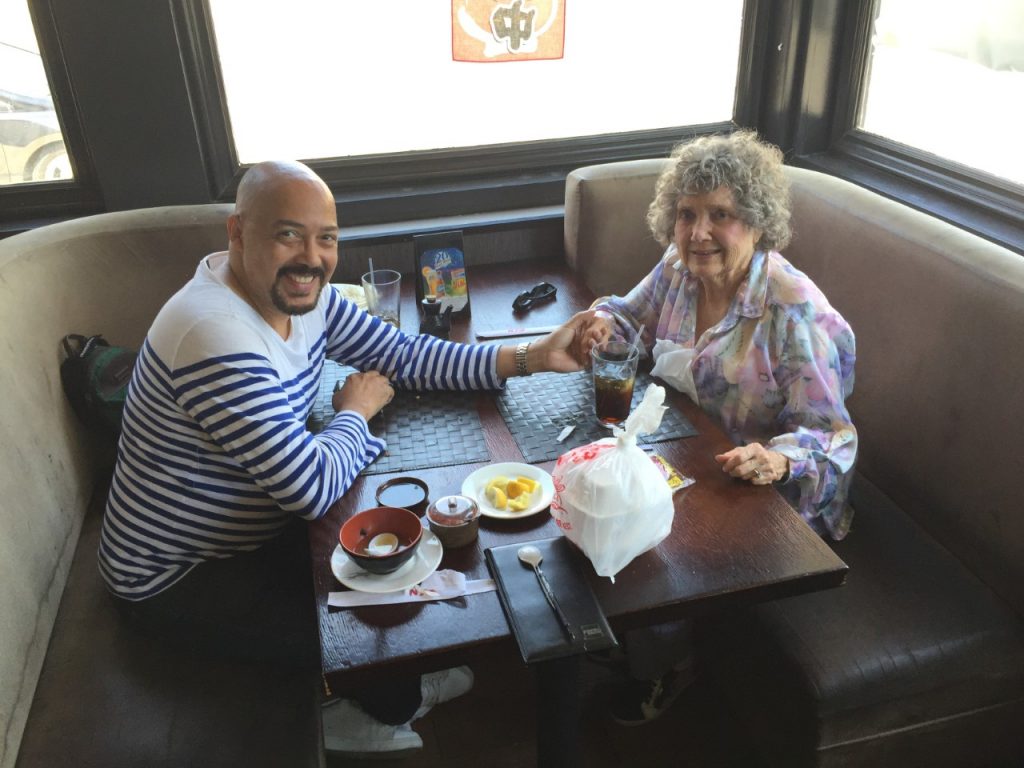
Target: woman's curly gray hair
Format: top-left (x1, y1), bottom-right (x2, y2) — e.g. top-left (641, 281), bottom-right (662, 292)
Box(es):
top-left (646, 131), bottom-right (792, 251)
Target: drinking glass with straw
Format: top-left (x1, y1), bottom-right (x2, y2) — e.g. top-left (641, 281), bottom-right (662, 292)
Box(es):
top-left (360, 258), bottom-right (402, 328)
top-left (590, 309), bottom-right (642, 426)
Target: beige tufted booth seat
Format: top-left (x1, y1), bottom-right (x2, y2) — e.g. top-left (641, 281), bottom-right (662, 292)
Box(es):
top-left (564, 161), bottom-right (1024, 767)
top-left (0, 206), bottom-right (322, 768)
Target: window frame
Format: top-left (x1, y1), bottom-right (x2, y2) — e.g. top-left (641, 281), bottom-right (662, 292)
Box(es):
top-left (172, 0), bottom-right (749, 227)
top-left (0, 0), bottom-right (100, 232)
top-left (795, 0), bottom-right (1023, 254)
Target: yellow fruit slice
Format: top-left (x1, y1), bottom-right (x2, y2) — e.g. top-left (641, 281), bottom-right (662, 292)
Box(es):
top-left (486, 476), bottom-right (509, 492)
top-left (485, 485), bottom-right (507, 509)
top-left (506, 480), bottom-right (526, 499)
top-left (515, 476), bottom-right (539, 493)
top-left (507, 496), bottom-right (529, 512)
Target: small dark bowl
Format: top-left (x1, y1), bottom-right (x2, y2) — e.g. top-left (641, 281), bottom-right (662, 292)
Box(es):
top-left (374, 476), bottom-right (430, 517)
top-left (339, 506), bottom-right (423, 575)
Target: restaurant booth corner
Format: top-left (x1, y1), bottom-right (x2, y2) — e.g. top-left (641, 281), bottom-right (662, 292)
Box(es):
top-left (564, 160), bottom-right (1024, 767)
top-left (2, 162), bottom-right (1023, 768)
top-left (0, 206), bottom-right (324, 768)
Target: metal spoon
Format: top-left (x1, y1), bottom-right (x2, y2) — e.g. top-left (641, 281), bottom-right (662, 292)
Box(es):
top-left (517, 545), bottom-right (577, 644)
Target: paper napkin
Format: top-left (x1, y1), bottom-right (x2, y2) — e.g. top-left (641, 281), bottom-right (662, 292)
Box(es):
top-left (328, 569), bottom-right (496, 608)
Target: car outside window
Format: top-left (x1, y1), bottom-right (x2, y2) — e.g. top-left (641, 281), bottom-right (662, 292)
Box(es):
top-left (0, 1), bottom-right (72, 186)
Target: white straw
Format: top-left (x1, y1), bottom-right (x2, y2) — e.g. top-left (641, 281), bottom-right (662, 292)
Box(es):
top-left (608, 308), bottom-right (642, 357)
top-left (368, 258), bottom-right (375, 283)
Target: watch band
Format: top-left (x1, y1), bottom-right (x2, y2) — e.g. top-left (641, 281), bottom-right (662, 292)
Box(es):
top-left (515, 342), bottom-right (531, 376)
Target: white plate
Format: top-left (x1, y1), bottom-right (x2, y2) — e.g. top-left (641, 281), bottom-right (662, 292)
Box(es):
top-left (334, 282), bottom-right (368, 310)
top-left (461, 462), bottom-right (555, 520)
top-left (330, 529), bottom-right (443, 593)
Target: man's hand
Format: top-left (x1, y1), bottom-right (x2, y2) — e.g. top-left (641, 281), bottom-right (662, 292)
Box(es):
top-left (715, 443), bottom-right (790, 485)
top-left (332, 371), bottom-right (394, 422)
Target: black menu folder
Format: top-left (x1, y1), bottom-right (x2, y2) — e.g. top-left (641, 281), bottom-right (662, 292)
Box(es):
top-left (485, 536), bottom-right (618, 664)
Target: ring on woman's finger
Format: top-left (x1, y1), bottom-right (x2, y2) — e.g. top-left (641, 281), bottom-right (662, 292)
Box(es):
top-left (753, 469), bottom-right (762, 480)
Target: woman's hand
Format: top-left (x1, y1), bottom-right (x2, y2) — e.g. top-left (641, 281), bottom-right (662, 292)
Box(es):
top-left (571, 311), bottom-right (614, 367)
top-left (715, 442), bottom-right (790, 485)
top-left (332, 371), bottom-right (394, 422)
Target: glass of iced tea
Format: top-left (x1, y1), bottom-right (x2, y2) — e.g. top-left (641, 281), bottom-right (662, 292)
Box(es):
top-left (361, 269), bottom-right (402, 328)
top-left (591, 340), bottom-right (639, 426)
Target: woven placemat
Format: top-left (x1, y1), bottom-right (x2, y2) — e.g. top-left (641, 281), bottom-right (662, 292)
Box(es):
top-left (308, 362), bottom-right (491, 475)
top-left (496, 370), bottom-right (698, 464)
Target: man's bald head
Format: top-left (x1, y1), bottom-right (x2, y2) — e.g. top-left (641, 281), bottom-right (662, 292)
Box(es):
top-left (224, 160), bottom-right (340, 337)
top-left (234, 160), bottom-right (332, 216)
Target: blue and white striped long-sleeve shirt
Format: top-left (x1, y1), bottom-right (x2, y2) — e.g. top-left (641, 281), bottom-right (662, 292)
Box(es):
top-left (99, 253), bottom-right (501, 600)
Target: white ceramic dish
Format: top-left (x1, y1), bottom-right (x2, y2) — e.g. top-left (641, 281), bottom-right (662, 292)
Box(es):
top-left (334, 283), bottom-right (368, 310)
top-left (460, 462), bottom-right (555, 520)
top-left (330, 528), bottom-right (443, 593)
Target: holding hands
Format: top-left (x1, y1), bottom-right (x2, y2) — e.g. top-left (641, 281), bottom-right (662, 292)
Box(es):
top-left (570, 311), bottom-right (614, 366)
top-left (517, 310), bottom-right (611, 374)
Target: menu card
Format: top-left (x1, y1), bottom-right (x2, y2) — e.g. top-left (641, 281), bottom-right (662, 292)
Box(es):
top-left (485, 537), bottom-right (617, 664)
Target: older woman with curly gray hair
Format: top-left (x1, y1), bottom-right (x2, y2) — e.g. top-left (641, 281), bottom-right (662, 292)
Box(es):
top-left (579, 130), bottom-right (858, 726)
top-left (580, 130), bottom-right (857, 538)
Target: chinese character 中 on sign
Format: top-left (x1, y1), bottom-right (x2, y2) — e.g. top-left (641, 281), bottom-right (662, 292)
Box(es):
top-left (452, 0), bottom-right (565, 62)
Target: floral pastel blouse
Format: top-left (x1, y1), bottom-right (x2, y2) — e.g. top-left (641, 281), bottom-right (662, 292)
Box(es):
top-left (596, 246), bottom-right (858, 540)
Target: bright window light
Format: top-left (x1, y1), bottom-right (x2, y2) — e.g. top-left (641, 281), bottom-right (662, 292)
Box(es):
top-left (860, 0), bottom-right (1024, 186)
top-left (208, 0), bottom-right (744, 163)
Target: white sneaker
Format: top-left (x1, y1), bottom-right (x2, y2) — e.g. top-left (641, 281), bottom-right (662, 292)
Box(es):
top-left (321, 699), bottom-right (423, 757)
top-left (414, 665), bottom-right (475, 720)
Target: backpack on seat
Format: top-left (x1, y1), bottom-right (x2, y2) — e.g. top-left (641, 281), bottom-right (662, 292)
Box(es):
top-left (60, 334), bottom-right (137, 437)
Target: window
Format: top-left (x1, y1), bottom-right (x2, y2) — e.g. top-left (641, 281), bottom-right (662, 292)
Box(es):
top-left (206, 0), bottom-right (744, 164)
top-left (0, 0), bottom-right (72, 185)
top-left (859, 0), bottom-right (1024, 186)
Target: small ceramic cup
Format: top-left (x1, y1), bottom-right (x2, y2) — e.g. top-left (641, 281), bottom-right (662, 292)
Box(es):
top-left (426, 494), bottom-right (481, 548)
top-left (374, 476), bottom-right (430, 517)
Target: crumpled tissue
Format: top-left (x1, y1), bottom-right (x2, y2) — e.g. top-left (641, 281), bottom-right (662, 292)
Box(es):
top-left (650, 339), bottom-right (698, 403)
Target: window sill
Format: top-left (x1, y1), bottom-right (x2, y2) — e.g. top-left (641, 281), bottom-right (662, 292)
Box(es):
top-left (798, 135), bottom-right (1023, 256)
top-left (339, 205), bottom-right (563, 245)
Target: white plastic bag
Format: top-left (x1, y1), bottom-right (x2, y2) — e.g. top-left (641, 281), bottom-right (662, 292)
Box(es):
top-left (550, 384), bottom-right (675, 580)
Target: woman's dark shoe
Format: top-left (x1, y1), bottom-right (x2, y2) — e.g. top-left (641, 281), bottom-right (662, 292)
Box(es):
top-left (609, 665), bottom-right (697, 726)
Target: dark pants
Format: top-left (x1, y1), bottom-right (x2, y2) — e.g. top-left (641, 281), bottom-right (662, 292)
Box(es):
top-left (113, 519), bottom-right (421, 724)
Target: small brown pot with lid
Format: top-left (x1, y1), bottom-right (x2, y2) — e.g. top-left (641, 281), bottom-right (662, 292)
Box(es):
top-left (426, 494), bottom-right (481, 548)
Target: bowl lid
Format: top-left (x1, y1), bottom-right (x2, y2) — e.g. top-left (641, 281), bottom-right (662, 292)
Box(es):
top-left (427, 494), bottom-right (479, 524)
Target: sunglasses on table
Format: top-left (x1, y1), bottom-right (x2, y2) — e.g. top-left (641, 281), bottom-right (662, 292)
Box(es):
top-left (512, 282), bottom-right (557, 312)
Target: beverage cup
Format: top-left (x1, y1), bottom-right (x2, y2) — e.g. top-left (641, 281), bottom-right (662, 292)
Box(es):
top-left (591, 340), bottom-right (639, 425)
top-left (361, 269), bottom-right (402, 328)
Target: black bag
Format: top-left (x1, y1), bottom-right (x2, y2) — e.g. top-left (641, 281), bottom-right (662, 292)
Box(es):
top-left (60, 334), bottom-right (137, 436)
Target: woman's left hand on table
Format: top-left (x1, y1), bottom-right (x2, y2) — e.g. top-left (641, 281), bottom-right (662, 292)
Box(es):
top-left (716, 442), bottom-right (790, 485)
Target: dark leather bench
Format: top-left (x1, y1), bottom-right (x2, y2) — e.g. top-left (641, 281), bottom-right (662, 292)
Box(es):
top-left (564, 160), bottom-right (1024, 767)
top-left (14, 484), bottom-right (324, 768)
top-left (703, 474), bottom-right (1024, 766)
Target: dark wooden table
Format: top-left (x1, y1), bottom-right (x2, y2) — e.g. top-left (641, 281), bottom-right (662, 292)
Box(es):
top-left (309, 258), bottom-right (847, 764)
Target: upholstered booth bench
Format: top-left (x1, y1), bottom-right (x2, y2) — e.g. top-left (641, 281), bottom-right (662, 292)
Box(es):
top-left (1, 208), bottom-right (323, 768)
top-left (564, 160), bottom-right (1024, 767)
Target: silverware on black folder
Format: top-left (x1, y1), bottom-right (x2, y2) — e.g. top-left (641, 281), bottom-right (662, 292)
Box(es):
top-left (517, 545), bottom-right (577, 644)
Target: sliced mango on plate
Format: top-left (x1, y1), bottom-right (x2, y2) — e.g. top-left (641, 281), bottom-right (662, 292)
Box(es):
top-left (485, 485), bottom-right (507, 509)
top-left (515, 476), bottom-right (539, 493)
top-left (507, 495), bottom-right (530, 512)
